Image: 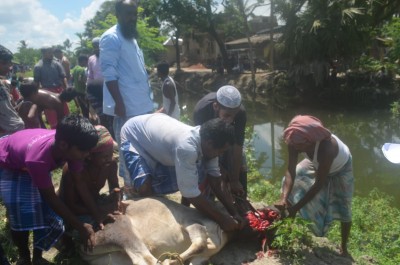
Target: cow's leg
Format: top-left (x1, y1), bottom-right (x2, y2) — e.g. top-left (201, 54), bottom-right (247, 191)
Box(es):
top-left (166, 223), bottom-right (208, 264)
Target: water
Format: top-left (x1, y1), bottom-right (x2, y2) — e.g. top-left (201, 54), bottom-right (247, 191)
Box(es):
top-left (154, 88), bottom-right (400, 208)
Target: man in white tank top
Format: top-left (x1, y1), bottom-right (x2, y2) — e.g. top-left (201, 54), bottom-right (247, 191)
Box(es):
top-left (155, 61), bottom-right (180, 119)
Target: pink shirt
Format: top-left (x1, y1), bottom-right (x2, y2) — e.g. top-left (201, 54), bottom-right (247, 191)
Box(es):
top-left (87, 54), bottom-right (103, 83)
top-left (0, 129), bottom-right (83, 189)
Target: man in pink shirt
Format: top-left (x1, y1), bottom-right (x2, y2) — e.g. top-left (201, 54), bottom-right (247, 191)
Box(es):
top-left (0, 115), bottom-right (101, 265)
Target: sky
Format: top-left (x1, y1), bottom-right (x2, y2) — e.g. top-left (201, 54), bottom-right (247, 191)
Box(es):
top-left (0, 0), bottom-right (270, 54)
top-left (0, 0), bottom-right (109, 53)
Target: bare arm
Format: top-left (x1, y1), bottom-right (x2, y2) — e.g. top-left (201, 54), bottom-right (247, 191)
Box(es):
top-left (61, 168), bottom-right (90, 215)
top-left (55, 100), bottom-right (65, 124)
top-left (107, 160), bottom-right (120, 192)
top-left (289, 140), bottom-right (335, 215)
top-left (70, 171), bottom-right (103, 226)
top-left (228, 144), bottom-right (244, 195)
top-left (210, 176), bottom-right (246, 229)
top-left (279, 145), bottom-right (299, 207)
top-left (39, 187), bottom-right (95, 251)
top-left (105, 80), bottom-right (125, 117)
top-left (187, 192), bottom-right (240, 232)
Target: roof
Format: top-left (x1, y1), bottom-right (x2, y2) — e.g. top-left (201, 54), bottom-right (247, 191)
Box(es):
top-left (163, 37), bottom-right (183, 46)
top-left (225, 33), bottom-right (282, 45)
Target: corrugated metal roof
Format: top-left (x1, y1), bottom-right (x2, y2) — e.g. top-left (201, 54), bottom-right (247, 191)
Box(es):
top-left (225, 33), bottom-right (282, 45)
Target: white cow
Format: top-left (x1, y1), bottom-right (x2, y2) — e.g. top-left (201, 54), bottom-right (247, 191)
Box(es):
top-left (81, 197), bottom-right (232, 265)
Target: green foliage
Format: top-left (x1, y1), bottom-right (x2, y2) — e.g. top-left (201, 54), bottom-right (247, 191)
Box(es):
top-left (245, 126), bottom-right (280, 204)
top-left (13, 41), bottom-right (41, 67)
top-left (382, 17), bottom-right (400, 63)
top-left (271, 218), bottom-right (314, 264)
top-left (84, 4), bottom-right (165, 66)
top-left (356, 54), bottom-right (397, 73)
top-left (390, 101), bottom-right (400, 118)
top-left (0, 202), bottom-right (18, 263)
top-left (328, 189), bottom-right (400, 264)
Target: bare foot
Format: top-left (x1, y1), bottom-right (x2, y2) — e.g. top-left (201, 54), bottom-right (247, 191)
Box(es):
top-left (339, 247), bottom-right (354, 261)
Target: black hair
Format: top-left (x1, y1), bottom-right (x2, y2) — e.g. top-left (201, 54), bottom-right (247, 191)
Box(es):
top-left (55, 114), bottom-right (98, 151)
top-left (19, 80), bottom-right (38, 98)
top-left (157, 61), bottom-right (169, 75)
top-left (200, 118), bottom-right (235, 149)
top-left (40, 46), bottom-right (53, 53)
top-left (0, 45), bottom-right (13, 62)
top-left (116, 0), bottom-right (138, 14)
top-left (59, 88), bottom-right (80, 102)
top-left (54, 48), bottom-right (63, 53)
top-left (78, 54), bottom-right (88, 64)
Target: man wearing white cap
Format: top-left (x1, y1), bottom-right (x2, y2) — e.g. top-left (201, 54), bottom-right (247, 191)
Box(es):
top-left (193, 85), bottom-right (247, 197)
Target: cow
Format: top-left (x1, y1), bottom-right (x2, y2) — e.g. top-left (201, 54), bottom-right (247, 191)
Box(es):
top-left (80, 195), bottom-right (283, 265)
top-left (81, 197), bottom-right (233, 265)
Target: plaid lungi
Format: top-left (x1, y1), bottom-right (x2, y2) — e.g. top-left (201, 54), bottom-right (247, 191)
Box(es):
top-left (285, 156), bottom-right (354, 236)
top-left (0, 168), bottom-right (64, 251)
top-left (122, 141), bottom-right (209, 198)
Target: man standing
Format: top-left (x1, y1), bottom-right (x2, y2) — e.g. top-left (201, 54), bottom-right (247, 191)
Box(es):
top-left (33, 46), bottom-right (69, 128)
top-left (193, 85), bottom-right (247, 197)
top-left (0, 44), bottom-right (24, 137)
top-left (100, 0), bottom-right (153, 188)
top-left (54, 48), bottom-right (71, 82)
top-left (155, 61), bottom-right (180, 119)
top-left (121, 113), bottom-right (243, 232)
top-left (87, 37), bottom-right (114, 137)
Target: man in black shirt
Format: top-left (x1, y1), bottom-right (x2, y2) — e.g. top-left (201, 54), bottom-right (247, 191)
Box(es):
top-left (193, 85), bottom-right (247, 197)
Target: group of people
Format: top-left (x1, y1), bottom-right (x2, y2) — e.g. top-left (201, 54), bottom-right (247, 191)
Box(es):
top-left (0, 0), bottom-right (357, 264)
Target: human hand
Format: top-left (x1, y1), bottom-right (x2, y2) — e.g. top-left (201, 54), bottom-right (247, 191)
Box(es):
top-left (232, 213), bottom-right (247, 229)
top-left (79, 223), bottom-right (96, 252)
top-left (220, 215), bottom-right (241, 232)
top-left (114, 102), bottom-right (126, 117)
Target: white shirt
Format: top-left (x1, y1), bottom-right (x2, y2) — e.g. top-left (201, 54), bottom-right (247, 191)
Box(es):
top-left (121, 113), bottom-right (220, 198)
top-left (100, 24), bottom-right (153, 117)
top-left (161, 76), bottom-right (180, 119)
top-left (306, 134), bottom-right (351, 173)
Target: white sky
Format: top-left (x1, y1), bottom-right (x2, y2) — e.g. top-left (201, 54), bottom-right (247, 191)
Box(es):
top-left (0, 0), bottom-right (108, 53)
top-left (0, 0), bottom-right (272, 54)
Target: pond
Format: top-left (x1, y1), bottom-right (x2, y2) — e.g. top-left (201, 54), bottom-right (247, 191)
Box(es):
top-left (153, 87), bottom-right (400, 208)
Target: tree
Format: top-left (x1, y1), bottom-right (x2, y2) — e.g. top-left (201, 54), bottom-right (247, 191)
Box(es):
top-left (81, 2), bottom-right (165, 66)
top-left (224, 0), bottom-right (268, 91)
top-left (158, 0), bottom-right (193, 70)
top-left (274, 0), bottom-right (400, 87)
top-left (13, 41), bottom-right (41, 68)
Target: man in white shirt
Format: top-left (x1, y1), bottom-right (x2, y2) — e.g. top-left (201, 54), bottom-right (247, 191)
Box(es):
top-left (100, 0), bottom-right (154, 186)
top-left (120, 113), bottom-right (244, 232)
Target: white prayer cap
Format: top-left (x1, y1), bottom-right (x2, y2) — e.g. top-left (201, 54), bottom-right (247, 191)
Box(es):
top-left (216, 85), bottom-right (241, 109)
top-left (382, 143), bottom-right (400, 164)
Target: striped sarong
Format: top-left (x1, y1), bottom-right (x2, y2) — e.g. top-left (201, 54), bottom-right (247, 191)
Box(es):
top-left (122, 141), bottom-right (210, 198)
top-left (0, 168), bottom-right (64, 251)
top-left (286, 156), bottom-right (354, 236)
